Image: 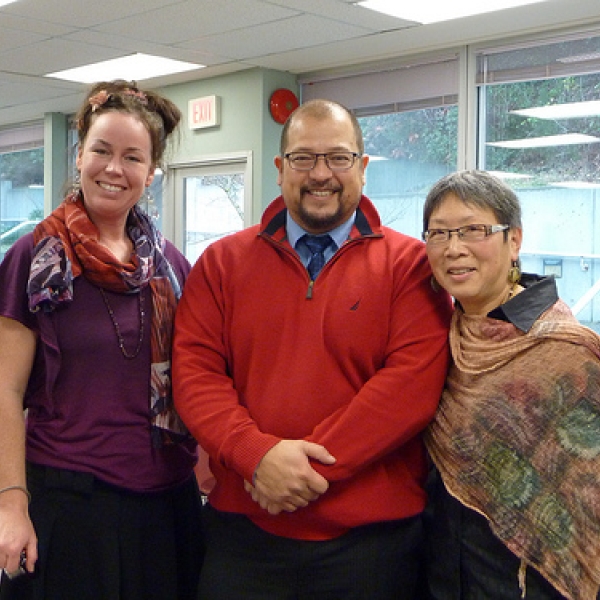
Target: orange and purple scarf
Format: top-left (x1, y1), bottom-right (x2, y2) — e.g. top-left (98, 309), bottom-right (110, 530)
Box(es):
top-left (27, 192), bottom-right (190, 447)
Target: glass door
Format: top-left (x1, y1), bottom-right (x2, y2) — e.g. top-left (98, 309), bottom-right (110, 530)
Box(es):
top-left (168, 153), bottom-right (252, 265)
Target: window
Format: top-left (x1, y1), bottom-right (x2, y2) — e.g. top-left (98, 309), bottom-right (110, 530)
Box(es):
top-left (477, 30), bottom-right (600, 330)
top-left (0, 123), bottom-right (44, 260)
top-left (301, 54), bottom-right (460, 240)
top-left (167, 153), bottom-right (252, 265)
top-left (358, 104), bottom-right (458, 237)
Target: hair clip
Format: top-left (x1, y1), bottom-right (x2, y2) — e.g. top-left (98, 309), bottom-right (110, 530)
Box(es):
top-left (89, 90), bottom-right (111, 113)
top-left (123, 88), bottom-right (148, 105)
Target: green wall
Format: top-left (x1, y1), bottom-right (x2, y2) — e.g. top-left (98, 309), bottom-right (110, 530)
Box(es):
top-left (160, 68), bottom-right (298, 223)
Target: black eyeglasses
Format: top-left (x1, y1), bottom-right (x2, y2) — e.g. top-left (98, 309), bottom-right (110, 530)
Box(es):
top-left (422, 224), bottom-right (510, 245)
top-left (284, 152), bottom-right (361, 171)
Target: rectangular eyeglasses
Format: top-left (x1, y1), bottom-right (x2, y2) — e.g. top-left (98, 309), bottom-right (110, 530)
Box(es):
top-left (284, 152), bottom-right (361, 171)
top-left (422, 224), bottom-right (510, 245)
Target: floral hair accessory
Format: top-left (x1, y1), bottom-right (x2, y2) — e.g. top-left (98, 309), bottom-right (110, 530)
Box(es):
top-left (89, 90), bottom-right (110, 113)
top-left (123, 88), bottom-right (148, 105)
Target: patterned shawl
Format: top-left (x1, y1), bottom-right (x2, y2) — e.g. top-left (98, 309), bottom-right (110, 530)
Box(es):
top-left (426, 299), bottom-right (600, 600)
top-left (27, 191), bottom-right (190, 447)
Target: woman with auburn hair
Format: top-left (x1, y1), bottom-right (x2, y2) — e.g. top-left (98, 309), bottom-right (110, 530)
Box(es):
top-left (0, 81), bottom-right (202, 599)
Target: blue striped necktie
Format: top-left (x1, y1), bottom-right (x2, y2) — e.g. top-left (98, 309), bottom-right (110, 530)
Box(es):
top-left (302, 234), bottom-right (333, 280)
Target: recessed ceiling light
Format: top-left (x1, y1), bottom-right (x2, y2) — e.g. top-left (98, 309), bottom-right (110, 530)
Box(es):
top-left (550, 181), bottom-right (600, 189)
top-left (487, 171), bottom-right (533, 179)
top-left (557, 52), bottom-right (600, 64)
top-left (356, 0), bottom-right (548, 24)
top-left (46, 53), bottom-right (203, 84)
top-left (487, 133), bottom-right (600, 149)
top-left (511, 101), bottom-right (600, 120)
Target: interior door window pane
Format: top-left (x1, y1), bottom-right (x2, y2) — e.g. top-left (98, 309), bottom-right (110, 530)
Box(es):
top-left (183, 172), bottom-right (245, 265)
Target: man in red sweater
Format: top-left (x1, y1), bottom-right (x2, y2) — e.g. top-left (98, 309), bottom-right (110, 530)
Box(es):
top-left (173, 99), bottom-right (452, 599)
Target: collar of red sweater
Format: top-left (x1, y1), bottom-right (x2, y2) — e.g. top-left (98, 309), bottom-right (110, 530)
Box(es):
top-left (260, 194), bottom-right (383, 243)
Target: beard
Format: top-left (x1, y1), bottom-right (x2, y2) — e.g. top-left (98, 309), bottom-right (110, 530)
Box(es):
top-left (296, 187), bottom-right (346, 232)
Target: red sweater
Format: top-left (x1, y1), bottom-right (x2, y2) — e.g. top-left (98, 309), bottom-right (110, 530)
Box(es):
top-left (173, 195), bottom-right (452, 540)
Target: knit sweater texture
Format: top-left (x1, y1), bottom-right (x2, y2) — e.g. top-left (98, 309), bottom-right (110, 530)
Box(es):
top-left (173, 195), bottom-right (453, 540)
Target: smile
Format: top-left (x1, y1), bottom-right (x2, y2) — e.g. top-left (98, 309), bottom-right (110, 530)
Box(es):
top-left (305, 189), bottom-right (340, 198)
top-left (98, 182), bottom-right (125, 192)
top-left (448, 267), bottom-right (475, 275)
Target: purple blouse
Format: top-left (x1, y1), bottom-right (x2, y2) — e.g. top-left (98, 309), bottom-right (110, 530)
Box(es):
top-left (0, 233), bottom-right (197, 492)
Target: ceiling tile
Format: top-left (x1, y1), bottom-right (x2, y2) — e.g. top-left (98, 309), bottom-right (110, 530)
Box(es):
top-left (266, 0), bottom-right (413, 30)
top-left (179, 14), bottom-right (373, 60)
top-left (92, 0), bottom-right (298, 44)
top-left (0, 0), bottom-right (183, 28)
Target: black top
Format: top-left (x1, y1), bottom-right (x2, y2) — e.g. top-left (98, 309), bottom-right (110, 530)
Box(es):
top-left (487, 273), bottom-right (559, 333)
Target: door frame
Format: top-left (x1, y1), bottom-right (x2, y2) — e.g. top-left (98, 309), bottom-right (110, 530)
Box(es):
top-left (163, 151), bottom-right (253, 253)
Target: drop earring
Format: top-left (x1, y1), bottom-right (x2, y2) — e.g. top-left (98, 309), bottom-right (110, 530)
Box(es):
top-left (508, 260), bottom-right (521, 285)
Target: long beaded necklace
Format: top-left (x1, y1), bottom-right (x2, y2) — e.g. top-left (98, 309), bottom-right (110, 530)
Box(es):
top-left (99, 288), bottom-right (145, 359)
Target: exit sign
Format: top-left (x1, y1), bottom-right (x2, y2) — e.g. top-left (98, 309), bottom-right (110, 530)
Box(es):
top-left (188, 95), bottom-right (220, 130)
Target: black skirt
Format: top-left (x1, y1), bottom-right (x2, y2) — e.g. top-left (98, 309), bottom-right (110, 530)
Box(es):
top-left (424, 469), bottom-right (570, 600)
top-left (1, 462), bottom-right (204, 600)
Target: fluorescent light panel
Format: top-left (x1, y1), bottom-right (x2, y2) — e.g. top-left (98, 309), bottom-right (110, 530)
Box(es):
top-left (487, 171), bottom-right (533, 180)
top-left (557, 52), bottom-right (600, 64)
top-left (0, 0), bottom-right (19, 6)
top-left (357, 0), bottom-right (548, 24)
top-left (487, 133), bottom-right (600, 149)
top-left (550, 181), bottom-right (600, 189)
top-left (512, 101), bottom-right (600, 120)
top-left (46, 53), bottom-right (203, 84)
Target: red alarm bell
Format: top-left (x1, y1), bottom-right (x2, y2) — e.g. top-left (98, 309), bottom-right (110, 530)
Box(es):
top-left (269, 88), bottom-right (299, 124)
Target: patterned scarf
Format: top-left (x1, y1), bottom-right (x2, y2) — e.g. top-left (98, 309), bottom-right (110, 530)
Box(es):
top-left (27, 192), bottom-right (190, 447)
top-left (426, 300), bottom-right (600, 600)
